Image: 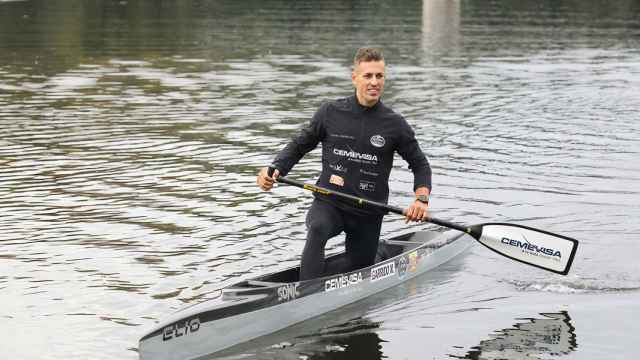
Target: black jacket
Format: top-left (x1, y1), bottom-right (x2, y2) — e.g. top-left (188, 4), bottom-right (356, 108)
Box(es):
top-left (272, 95), bottom-right (431, 215)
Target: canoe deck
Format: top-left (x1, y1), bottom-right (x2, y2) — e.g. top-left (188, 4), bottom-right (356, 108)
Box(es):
top-left (223, 231), bottom-right (429, 292)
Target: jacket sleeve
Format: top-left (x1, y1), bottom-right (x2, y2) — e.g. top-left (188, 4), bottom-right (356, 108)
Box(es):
top-left (396, 118), bottom-right (432, 192)
top-left (271, 103), bottom-right (327, 176)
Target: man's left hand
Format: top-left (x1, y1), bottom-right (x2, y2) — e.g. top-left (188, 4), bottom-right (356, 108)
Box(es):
top-left (403, 200), bottom-right (429, 223)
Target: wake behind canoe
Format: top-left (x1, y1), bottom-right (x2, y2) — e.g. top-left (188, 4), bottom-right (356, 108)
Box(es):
top-left (138, 230), bottom-right (473, 360)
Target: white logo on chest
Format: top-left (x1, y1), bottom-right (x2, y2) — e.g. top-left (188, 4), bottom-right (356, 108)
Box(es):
top-left (370, 135), bottom-right (385, 148)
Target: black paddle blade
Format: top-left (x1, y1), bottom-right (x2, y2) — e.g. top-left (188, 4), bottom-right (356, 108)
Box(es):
top-left (470, 223), bottom-right (579, 275)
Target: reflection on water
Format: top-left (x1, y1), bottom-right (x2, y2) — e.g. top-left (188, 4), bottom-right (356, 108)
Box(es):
top-left (306, 311), bottom-right (578, 360)
top-left (296, 319), bottom-right (384, 360)
top-left (455, 312), bottom-right (577, 359)
top-left (215, 303), bottom-right (577, 360)
top-left (422, 0), bottom-right (461, 58)
top-left (210, 305), bottom-right (386, 360)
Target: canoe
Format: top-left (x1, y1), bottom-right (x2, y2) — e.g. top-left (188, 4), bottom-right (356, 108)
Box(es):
top-left (138, 230), bottom-right (473, 360)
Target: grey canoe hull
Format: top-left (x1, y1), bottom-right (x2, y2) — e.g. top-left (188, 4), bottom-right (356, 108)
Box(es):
top-left (138, 230), bottom-right (473, 360)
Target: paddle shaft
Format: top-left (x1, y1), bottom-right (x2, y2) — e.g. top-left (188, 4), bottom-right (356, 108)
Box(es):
top-left (275, 176), bottom-right (469, 234)
top-left (272, 174), bottom-right (578, 275)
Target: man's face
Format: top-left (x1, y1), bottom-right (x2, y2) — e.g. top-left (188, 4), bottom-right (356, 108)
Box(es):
top-left (352, 60), bottom-right (385, 107)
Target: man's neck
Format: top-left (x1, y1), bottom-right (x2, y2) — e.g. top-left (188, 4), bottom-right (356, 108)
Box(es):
top-left (355, 94), bottom-right (379, 108)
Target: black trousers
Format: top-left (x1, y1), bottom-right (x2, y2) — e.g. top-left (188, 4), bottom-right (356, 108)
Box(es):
top-left (300, 199), bottom-right (384, 281)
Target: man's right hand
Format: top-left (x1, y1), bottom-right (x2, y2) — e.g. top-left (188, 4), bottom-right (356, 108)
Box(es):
top-left (257, 167), bottom-right (280, 191)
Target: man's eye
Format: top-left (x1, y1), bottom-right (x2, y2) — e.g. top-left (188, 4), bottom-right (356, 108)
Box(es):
top-left (364, 74), bottom-right (372, 79)
top-left (376, 74), bottom-right (384, 79)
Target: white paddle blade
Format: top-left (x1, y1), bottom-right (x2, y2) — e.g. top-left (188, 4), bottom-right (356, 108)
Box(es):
top-left (477, 223), bottom-right (578, 275)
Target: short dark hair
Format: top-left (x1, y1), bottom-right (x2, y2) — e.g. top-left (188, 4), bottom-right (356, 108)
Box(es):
top-left (354, 47), bottom-right (384, 66)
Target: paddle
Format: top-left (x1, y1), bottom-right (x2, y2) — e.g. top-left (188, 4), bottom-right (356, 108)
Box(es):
top-left (270, 173), bottom-right (578, 275)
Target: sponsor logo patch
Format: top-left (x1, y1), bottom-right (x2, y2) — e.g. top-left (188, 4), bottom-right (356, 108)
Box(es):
top-left (163, 317), bottom-right (201, 341)
top-left (277, 283), bottom-right (300, 302)
top-left (408, 251), bottom-right (419, 272)
top-left (330, 133), bottom-right (355, 140)
top-left (397, 256), bottom-right (408, 278)
top-left (330, 164), bottom-right (348, 173)
top-left (330, 174), bottom-right (344, 187)
top-left (370, 135), bottom-right (385, 148)
top-left (333, 148), bottom-right (378, 164)
top-left (325, 272), bottom-right (363, 292)
top-left (370, 262), bottom-right (396, 282)
top-left (360, 169), bottom-right (379, 177)
top-left (501, 236), bottom-right (562, 260)
top-left (359, 180), bottom-right (375, 192)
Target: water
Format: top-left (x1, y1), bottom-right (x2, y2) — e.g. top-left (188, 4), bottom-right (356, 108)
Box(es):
top-left (1, 0), bottom-right (639, 359)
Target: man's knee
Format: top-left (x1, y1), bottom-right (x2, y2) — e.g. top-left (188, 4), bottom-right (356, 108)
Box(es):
top-left (306, 220), bottom-right (333, 242)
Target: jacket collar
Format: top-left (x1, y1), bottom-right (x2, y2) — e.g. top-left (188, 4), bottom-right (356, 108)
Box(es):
top-left (349, 94), bottom-right (382, 113)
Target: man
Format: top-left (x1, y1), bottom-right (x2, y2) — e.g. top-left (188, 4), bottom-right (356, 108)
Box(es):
top-left (257, 47), bottom-right (431, 280)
